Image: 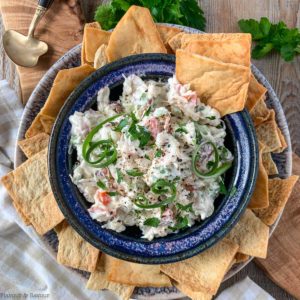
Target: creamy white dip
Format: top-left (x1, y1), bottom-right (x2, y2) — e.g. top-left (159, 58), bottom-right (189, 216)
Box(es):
top-left (69, 75), bottom-right (233, 241)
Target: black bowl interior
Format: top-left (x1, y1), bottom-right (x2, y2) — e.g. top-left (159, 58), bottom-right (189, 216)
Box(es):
top-left (68, 74), bottom-right (236, 241)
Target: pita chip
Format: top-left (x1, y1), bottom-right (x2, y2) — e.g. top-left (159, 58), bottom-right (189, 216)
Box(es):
top-left (106, 256), bottom-right (172, 287)
top-left (25, 65), bottom-right (94, 138)
top-left (12, 201), bottom-right (31, 225)
top-left (180, 33), bottom-right (251, 49)
top-left (87, 254), bottom-right (134, 300)
top-left (235, 253), bottom-right (250, 263)
top-left (273, 126), bottom-right (287, 153)
top-left (18, 133), bottom-right (49, 158)
top-left (253, 176), bottom-right (299, 225)
top-left (246, 75), bottom-right (267, 111)
top-left (156, 25), bottom-right (182, 53)
top-left (94, 44), bottom-right (108, 69)
top-left (248, 142), bottom-right (269, 209)
top-left (84, 27), bottom-right (110, 63)
top-left (57, 221), bottom-right (99, 272)
top-left (168, 32), bottom-right (185, 52)
top-left (250, 98), bottom-right (271, 126)
top-left (184, 38), bottom-right (251, 67)
top-left (106, 6), bottom-right (167, 62)
top-left (255, 113), bottom-right (282, 153)
top-left (175, 281), bottom-right (213, 300)
top-left (40, 65), bottom-right (95, 118)
top-left (226, 209), bottom-right (269, 258)
top-left (262, 152), bottom-right (278, 175)
top-left (0, 149), bottom-right (64, 234)
top-left (161, 239), bottom-right (238, 295)
top-left (39, 114), bottom-right (55, 134)
top-left (25, 114), bottom-right (45, 139)
top-left (176, 50), bottom-right (250, 116)
top-left (81, 22), bottom-right (103, 65)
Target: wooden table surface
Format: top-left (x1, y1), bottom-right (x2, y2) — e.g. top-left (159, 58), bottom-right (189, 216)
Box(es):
top-left (0, 1), bottom-right (299, 299)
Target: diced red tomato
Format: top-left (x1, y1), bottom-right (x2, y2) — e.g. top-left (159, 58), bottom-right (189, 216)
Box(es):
top-left (96, 191), bottom-right (111, 206)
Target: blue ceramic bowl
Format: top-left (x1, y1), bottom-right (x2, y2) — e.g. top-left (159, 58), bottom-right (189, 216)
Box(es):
top-left (49, 53), bottom-right (258, 264)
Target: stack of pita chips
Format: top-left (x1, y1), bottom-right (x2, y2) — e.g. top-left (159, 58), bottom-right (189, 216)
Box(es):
top-left (1, 5), bottom-right (298, 300)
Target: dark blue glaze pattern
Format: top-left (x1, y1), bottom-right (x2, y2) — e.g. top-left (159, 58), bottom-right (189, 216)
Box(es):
top-left (49, 53), bottom-right (258, 264)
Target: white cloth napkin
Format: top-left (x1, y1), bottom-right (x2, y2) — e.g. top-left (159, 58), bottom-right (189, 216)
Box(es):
top-left (0, 79), bottom-right (275, 300)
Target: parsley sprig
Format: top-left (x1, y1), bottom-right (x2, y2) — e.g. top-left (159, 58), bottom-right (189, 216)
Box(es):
top-left (238, 17), bottom-right (300, 61)
top-left (95, 0), bottom-right (206, 31)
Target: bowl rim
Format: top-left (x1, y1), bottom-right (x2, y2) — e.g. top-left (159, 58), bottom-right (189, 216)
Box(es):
top-left (48, 53), bottom-right (259, 264)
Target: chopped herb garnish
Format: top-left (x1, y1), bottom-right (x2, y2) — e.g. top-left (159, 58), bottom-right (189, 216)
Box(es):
top-left (155, 149), bottom-right (163, 157)
top-left (126, 168), bottom-right (144, 177)
top-left (108, 191), bottom-right (119, 196)
top-left (128, 122), bottom-right (151, 148)
top-left (96, 180), bottom-right (106, 190)
top-left (206, 116), bottom-right (216, 120)
top-left (114, 118), bottom-right (129, 132)
top-left (170, 215), bottom-right (189, 231)
top-left (176, 203), bottom-right (194, 212)
top-left (207, 160), bottom-right (215, 170)
top-left (219, 178), bottom-right (228, 195)
top-left (175, 127), bottom-right (188, 134)
top-left (116, 168), bottom-right (123, 183)
top-left (144, 154), bottom-right (150, 160)
top-left (144, 217), bottom-right (160, 227)
top-left (144, 106), bottom-right (152, 117)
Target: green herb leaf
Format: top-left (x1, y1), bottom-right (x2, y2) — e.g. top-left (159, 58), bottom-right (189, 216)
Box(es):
top-left (144, 154), bottom-right (151, 160)
top-left (170, 215), bottom-right (189, 231)
top-left (175, 126), bottom-right (188, 134)
top-left (128, 113), bottom-right (151, 147)
top-left (116, 168), bottom-right (123, 183)
top-left (108, 191), bottom-right (119, 196)
top-left (179, 0), bottom-right (206, 31)
top-left (144, 217), bottom-right (160, 227)
top-left (238, 17), bottom-right (300, 61)
top-left (252, 43), bottom-right (273, 59)
top-left (155, 149), bottom-right (163, 157)
top-left (206, 116), bottom-right (216, 120)
top-left (219, 179), bottom-right (228, 195)
top-left (126, 168), bottom-right (144, 177)
top-left (144, 106), bottom-right (152, 117)
top-left (114, 118), bottom-right (129, 132)
top-left (94, 0), bottom-right (206, 31)
top-left (176, 203), bottom-right (193, 212)
top-left (97, 180), bottom-right (107, 190)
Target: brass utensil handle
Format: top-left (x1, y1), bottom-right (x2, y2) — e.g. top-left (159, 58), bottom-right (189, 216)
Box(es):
top-left (28, 0), bottom-right (54, 37)
top-left (38, 0), bottom-right (54, 9)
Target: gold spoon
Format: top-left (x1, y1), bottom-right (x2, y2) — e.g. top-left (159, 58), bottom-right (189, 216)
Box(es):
top-left (3, 0), bottom-right (54, 68)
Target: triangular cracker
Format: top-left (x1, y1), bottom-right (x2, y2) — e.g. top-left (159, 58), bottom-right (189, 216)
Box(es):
top-left (246, 75), bottom-right (267, 111)
top-left (184, 37), bottom-right (251, 67)
top-left (156, 24), bottom-right (182, 53)
top-left (1, 149), bottom-right (64, 234)
top-left (57, 221), bottom-right (99, 272)
top-left (248, 142), bottom-right (269, 209)
top-left (106, 6), bottom-right (167, 62)
top-left (253, 176), bottom-right (299, 225)
top-left (18, 133), bottom-right (49, 158)
top-left (176, 50), bottom-right (250, 116)
top-left (86, 254), bottom-right (135, 300)
top-left (106, 256), bottom-right (172, 287)
top-left (226, 209), bottom-right (269, 258)
top-left (160, 239), bottom-right (238, 295)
